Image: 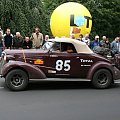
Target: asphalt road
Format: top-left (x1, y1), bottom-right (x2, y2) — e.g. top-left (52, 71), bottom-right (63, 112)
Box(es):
top-left (0, 78), bottom-right (120, 120)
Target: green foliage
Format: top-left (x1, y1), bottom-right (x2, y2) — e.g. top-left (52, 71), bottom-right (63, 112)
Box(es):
top-left (0, 0), bottom-right (47, 37)
top-left (0, 0), bottom-right (120, 39)
top-left (43, 0), bottom-right (120, 39)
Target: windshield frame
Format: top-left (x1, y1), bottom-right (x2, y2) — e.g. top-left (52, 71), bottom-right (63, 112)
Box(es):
top-left (42, 41), bottom-right (55, 51)
top-left (42, 41), bottom-right (62, 52)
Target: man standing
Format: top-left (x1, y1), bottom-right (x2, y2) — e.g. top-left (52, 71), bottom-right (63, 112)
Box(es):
top-left (92, 35), bottom-right (101, 49)
top-left (42, 35), bottom-right (49, 45)
top-left (13, 32), bottom-right (23, 49)
top-left (31, 27), bottom-right (43, 49)
top-left (0, 26), bottom-right (3, 35)
top-left (111, 37), bottom-right (120, 56)
top-left (102, 38), bottom-right (111, 49)
top-left (77, 34), bottom-right (83, 41)
top-left (0, 31), bottom-right (4, 55)
top-left (82, 34), bottom-right (90, 47)
top-left (3, 28), bottom-right (13, 49)
top-left (100, 36), bottom-right (107, 46)
top-left (70, 33), bottom-right (75, 39)
top-left (23, 37), bottom-right (32, 49)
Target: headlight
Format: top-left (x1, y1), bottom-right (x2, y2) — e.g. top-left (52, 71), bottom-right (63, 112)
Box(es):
top-left (1, 51), bottom-right (6, 61)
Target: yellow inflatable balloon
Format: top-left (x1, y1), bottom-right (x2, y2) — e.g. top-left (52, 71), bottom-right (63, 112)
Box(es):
top-left (50, 2), bottom-right (92, 38)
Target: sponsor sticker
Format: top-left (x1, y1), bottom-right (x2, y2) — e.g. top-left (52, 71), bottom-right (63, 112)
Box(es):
top-left (34, 59), bottom-right (44, 65)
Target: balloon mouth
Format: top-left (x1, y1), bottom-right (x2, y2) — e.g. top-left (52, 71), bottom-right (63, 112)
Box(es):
top-left (70, 27), bottom-right (81, 34)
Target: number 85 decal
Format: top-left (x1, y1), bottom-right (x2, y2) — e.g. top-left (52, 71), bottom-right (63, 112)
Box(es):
top-left (56, 60), bottom-right (71, 71)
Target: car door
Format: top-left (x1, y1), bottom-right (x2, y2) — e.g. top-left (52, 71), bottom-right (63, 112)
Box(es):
top-left (45, 52), bottom-right (82, 78)
top-left (75, 53), bottom-right (94, 78)
top-left (46, 51), bottom-right (94, 79)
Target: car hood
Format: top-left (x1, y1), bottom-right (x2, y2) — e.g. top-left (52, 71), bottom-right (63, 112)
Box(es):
top-left (3, 49), bottom-right (48, 56)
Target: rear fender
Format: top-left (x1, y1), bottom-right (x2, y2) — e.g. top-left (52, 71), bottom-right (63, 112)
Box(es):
top-left (87, 61), bottom-right (115, 80)
top-left (2, 61), bottom-right (46, 79)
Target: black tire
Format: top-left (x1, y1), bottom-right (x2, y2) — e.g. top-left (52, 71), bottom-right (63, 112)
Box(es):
top-left (5, 69), bottom-right (29, 91)
top-left (92, 69), bottom-right (112, 89)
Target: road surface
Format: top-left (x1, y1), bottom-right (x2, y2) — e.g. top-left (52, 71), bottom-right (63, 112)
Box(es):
top-left (0, 78), bottom-right (120, 120)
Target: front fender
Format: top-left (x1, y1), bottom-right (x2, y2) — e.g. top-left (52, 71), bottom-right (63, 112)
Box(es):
top-left (87, 61), bottom-right (115, 80)
top-left (2, 61), bottom-right (46, 79)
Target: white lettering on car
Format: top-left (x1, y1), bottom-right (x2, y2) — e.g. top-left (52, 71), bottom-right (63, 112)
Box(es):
top-left (80, 59), bottom-right (93, 63)
top-left (80, 59), bottom-right (93, 67)
top-left (56, 60), bottom-right (71, 71)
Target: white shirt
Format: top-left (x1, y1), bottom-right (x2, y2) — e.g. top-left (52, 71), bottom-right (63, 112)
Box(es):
top-left (82, 38), bottom-right (90, 46)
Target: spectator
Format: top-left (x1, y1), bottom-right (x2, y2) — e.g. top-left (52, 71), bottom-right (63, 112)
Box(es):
top-left (43, 35), bottom-right (49, 45)
top-left (0, 31), bottom-right (4, 55)
top-left (100, 36), bottom-right (107, 46)
top-left (0, 26), bottom-right (3, 35)
top-left (3, 28), bottom-right (13, 49)
top-left (23, 37), bottom-right (32, 49)
top-left (77, 34), bottom-right (83, 41)
top-left (31, 27), bottom-right (43, 49)
top-left (111, 37), bottom-right (120, 56)
top-left (45, 35), bottom-right (49, 41)
top-left (117, 37), bottom-right (120, 52)
top-left (103, 38), bottom-right (111, 49)
top-left (70, 33), bottom-right (75, 39)
top-left (82, 34), bottom-right (90, 47)
top-left (92, 35), bottom-right (101, 49)
top-left (13, 32), bottom-right (23, 49)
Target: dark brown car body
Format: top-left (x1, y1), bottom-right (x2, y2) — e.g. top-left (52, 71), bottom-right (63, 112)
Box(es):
top-left (1, 49), bottom-right (119, 79)
top-left (0, 38), bottom-right (120, 90)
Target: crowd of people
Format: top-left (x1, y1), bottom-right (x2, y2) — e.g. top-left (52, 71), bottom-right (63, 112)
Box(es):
top-left (0, 26), bottom-right (120, 57)
top-left (0, 26), bottom-right (50, 54)
top-left (71, 33), bottom-right (120, 57)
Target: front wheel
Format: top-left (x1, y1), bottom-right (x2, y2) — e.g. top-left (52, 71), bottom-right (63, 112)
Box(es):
top-left (92, 69), bottom-right (112, 89)
top-left (5, 69), bottom-right (29, 91)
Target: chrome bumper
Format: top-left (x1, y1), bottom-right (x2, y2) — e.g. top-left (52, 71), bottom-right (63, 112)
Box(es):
top-left (0, 56), bottom-right (5, 76)
top-left (114, 79), bottom-right (120, 84)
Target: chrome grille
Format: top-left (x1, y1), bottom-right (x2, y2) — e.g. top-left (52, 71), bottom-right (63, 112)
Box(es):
top-left (0, 52), bottom-right (6, 75)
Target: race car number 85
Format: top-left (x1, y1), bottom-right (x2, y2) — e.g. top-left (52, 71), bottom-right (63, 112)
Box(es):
top-left (56, 60), bottom-right (71, 71)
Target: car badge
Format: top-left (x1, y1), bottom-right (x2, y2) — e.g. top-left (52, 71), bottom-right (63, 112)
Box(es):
top-left (34, 59), bottom-right (44, 65)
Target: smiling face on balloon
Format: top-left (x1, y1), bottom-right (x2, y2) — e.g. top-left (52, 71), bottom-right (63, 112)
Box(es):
top-left (50, 2), bottom-right (92, 38)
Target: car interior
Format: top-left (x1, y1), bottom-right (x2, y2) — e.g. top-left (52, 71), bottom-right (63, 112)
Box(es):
top-left (51, 42), bottom-right (77, 53)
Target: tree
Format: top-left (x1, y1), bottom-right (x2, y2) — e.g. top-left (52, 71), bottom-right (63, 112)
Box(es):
top-left (0, 0), bottom-right (47, 36)
top-left (0, 0), bottom-right (119, 39)
top-left (43, 0), bottom-right (120, 39)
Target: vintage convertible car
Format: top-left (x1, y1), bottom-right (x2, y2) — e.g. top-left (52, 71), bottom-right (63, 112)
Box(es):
top-left (0, 38), bottom-right (120, 91)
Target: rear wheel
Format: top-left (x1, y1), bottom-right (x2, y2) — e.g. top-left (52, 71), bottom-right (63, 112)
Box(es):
top-left (92, 69), bottom-right (112, 89)
top-left (5, 69), bottom-right (29, 91)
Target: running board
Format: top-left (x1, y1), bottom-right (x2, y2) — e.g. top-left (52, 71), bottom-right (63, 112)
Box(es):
top-left (30, 78), bottom-right (120, 83)
top-left (30, 78), bottom-right (91, 82)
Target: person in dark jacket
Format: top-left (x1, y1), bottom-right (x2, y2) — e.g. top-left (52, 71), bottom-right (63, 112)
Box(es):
top-left (23, 37), bottom-right (32, 49)
top-left (111, 37), bottom-right (120, 55)
top-left (3, 28), bottom-right (13, 49)
top-left (13, 32), bottom-right (23, 49)
top-left (102, 38), bottom-right (111, 49)
top-left (0, 31), bottom-right (4, 55)
top-left (92, 35), bottom-right (101, 49)
top-left (77, 34), bottom-right (83, 41)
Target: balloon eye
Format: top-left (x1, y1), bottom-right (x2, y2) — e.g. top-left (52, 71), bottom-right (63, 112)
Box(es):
top-left (75, 16), bottom-right (85, 27)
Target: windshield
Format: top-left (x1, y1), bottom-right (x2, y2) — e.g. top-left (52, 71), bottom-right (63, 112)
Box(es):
top-left (42, 41), bottom-right (54, 50)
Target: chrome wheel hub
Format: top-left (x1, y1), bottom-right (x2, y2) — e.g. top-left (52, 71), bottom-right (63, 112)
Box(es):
top-left (98, 73), bottom-right (108, 85)
top-left (11, 74), bottom-right (24, 87)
